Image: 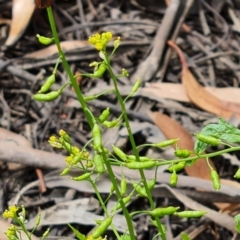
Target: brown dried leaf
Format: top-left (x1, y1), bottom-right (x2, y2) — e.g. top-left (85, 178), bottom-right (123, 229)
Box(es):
top-left (145, 83), bottom-right (240, 104)
top-left (168, 40), bottom-right (240, 119)
top-left (147, 111), bottom-right (214, 180)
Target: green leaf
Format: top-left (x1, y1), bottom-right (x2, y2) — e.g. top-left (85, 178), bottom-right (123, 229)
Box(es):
top-left (68, 224), bottom-right (86, 240)
top-left (194, 118), bottom-right (240, 154)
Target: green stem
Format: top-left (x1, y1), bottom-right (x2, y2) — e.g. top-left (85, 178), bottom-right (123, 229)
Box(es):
top-left (89, 178), bottom-right (121, 239)
top-left (46, 7), bottom-right (93, 128)
top-left (105, 57), bottom-right (166, 240)
top-left (157, 146), bottom-right (240, 167)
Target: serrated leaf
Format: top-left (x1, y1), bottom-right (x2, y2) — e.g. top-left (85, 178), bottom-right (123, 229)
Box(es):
top-left (68, 224), bottom-right (86, 240)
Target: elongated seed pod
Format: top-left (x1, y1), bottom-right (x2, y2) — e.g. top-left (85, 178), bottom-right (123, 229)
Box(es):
top-left (175, 149), bottom-right (191, 158)
top-left (211, 169), bottom-right (221, 191)
top-left (120, 178), bottom-right (127, 195)
top-left (92, 216), bottom-right (113, 238)
top-left (72, 172), bottom-right (92, 181)
top-left (132, 182), bottom-right (147, 197)
top-left (98, 107), bottom-right (110, 123)
top-left (174, 210), bottom-right (207, 218)
top-left (168, 161), bottom-right (185, 172)
top-left (112, 145), bottom-right (127, 161)
top-left (93, 152), bottom-right (105, 173)
top-left (33, 90), bottom-right (61, 101)
top-left (149, 206), bottom-right (179, 217)
top-left (170, 171), bottom-right (178, 186)
top-left (125, 161), bottom-right (156, 169)
top-left (92, 123), bottom-right (102, 152)
top-left (155, 139), bottom-right (179, 148)
top-left (234, 168), bottom-right (240, 179)
top-left (110, 196), bottom-right (131, 212)
top-left (195, 134), bottom-right (220, 146)
top-left (39, 74), bottom-right (55, 93)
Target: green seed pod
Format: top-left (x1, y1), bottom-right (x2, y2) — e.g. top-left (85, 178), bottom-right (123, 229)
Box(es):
top-left (170, 171), bottom-right (178, 186)
top-left (132, 182), bottom-right (147, 197)
top-left (86, 161), bottom-right (93, 168)
top-left (120, 178), bottom-right (127, 195)
top-left (195, 134), bottom-right (220, 146)
top-left (234, 168), bottom-right (240, 179)
top-left (92, 216), bottom-right (113, 239)
top-left (154, 139), bottom-right (179, 148)
top-left (102, 119), bottom-right (120, 128)
top-left (36, 34), bottom-right (53, 45)
top-left (38, 74), bottom-right (55, 93)
top-left (35, 213), bottom-right (41, 226)
top-left (84, 95), bottom-right (96, 101)
top-left (147, 179), bottom-right (156, 191)
top-left (42, 228), bottom-right (50, 239)
top-left (93, 152), bottom-right (105, 173)
top-left (211, 169), bottom-right (221, 191)
top-left (125, 161), bottom-right (156, 169)
top-left (149, 206), bottom-right (179, 217)
top-left (111, 196), bottom-right (131, 212)
top-left (93, 63), bottom-right (107, 78)
top-left (130, 78), bottom-right (141, 95)
top-left (33, 90), bottom-right (61, 101)
top-left (180, 232), bottom-right (191, 240)
top-left (98, 107), bottom-right (110, 123)
top-left (168, 161), bottom-right (185, 172)
top-left (92, 123), bottom-right (102, 152)
top-left (174, 210), bottom-right (207, 218)
top-left (175, 149), bottom-right (191, 158)
top-left (71, 172), bottom-right (92, 181)
top-left (112, 145), bottom-right (127, 161)
top-left (60, 168), bottom-right (70, 176)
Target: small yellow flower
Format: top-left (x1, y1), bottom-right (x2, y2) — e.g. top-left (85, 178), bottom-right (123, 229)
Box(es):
top-left (65, 155), bottom-right (73, 164)
top-left (5, 224), bottom-right (16, 238)
top-left (9, 205), bottom-right (19, 213)
top-left (3, 210), bottom-right (10, 218)
top-left (59, 129), bottom-right (66, 136)
top-left (105, 31), bottom-right (112, 40)
top-left (72, 147), bottom-right (80, 155)
top-left (95, 42), bottom-right (104, 51)
top-left (48, 136), bottom-right (62, 148)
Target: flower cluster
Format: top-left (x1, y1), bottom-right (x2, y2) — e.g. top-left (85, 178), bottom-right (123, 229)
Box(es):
top-left (88, 32), bottom-right (112, 51)
top-left (49, 129), bottom-right (89, 167)
top-left (5, 224), bottom-right (17, 239)
top-left (3, 205), bottom-right (19, 219)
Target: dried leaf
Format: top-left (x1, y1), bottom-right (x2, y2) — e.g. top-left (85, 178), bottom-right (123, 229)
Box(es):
top-left (147, 111), bottom-right (214, 179)
top-left (5, 0), bottom-right (35, 46)
top-left (145, 83), bottom-right (240, 104)
top-left (168, 40), bottom-right (240, 119)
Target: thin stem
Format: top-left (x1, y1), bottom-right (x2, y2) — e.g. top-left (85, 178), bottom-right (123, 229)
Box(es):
top-left (46, 7), bottom-right (93, 128)
top-left (106, 59), bottom-right (166, 240)
top-left (157, 146), bottom-right (240, 167)
top-left (89, 178), bottom-right (121, 239)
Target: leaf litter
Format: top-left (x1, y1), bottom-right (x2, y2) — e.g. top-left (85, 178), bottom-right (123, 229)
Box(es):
top-left (1, 0), bottom-right (240, 239)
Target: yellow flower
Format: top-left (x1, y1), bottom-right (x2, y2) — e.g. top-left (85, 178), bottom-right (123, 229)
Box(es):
top-left (72, 147), bottom-right (80, 155)
top-left (5, 224), bottom-right (16, 238)
top-left (88, 32), bottom-right (113, 51)
top-left (95, 42), bottom-right (104, 51)
top-left (48, 136), bottom-right (62, 148)
top-left (65, 155), bottom-right (73, 164)
top-left (3, 205), bottom-right (19, 219)
top-left (59, 129), bottom-right (66, 136)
